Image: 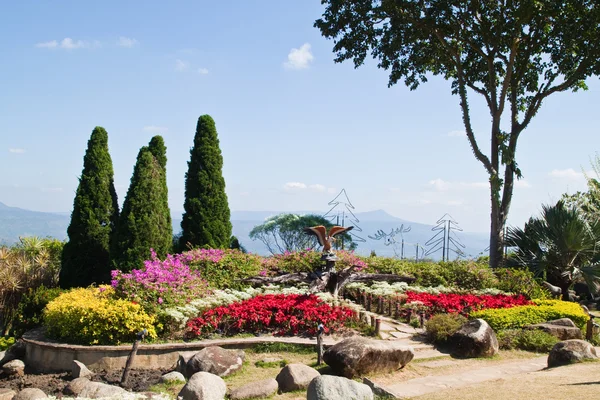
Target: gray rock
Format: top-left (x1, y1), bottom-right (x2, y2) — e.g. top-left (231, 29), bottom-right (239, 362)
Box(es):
top-left (178, 372), bottom-right (227, 400)
top-left (449, 319), bottom-right (498, 358)
top-left (0, 388), bottom-right (16, 400)
top-left (323, 337), bottom-right (414, 378)
top-left (362, 377), bottom-right (397, 398)
top-left (526, 318), bottom-right (582, 340)
top-left (186, 347), bottom-right (245, 378)
top-left (275, 363), bottom-right (320, 392)
top-left (160, 371), bottom-right (186, 384)
top-left (176, 351), bottom-right (198, 375)
top-left (13, 389), bottom-right (47, 400)
top-left (2, 359), bottom-right (25, 376)
top-left (71, 360), bottom-right (94, 379)
top-left (64, 377), bottom-right (130, 399)
top-left (307, 375), bottom-right (373, 400)
top-left (229, 378), bottom-right (278, 400)
top-left (548, 339), bottom-right (598, 368)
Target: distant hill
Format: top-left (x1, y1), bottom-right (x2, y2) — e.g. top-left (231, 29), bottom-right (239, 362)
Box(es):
top-left (0, 201), bottom-right (489, 259)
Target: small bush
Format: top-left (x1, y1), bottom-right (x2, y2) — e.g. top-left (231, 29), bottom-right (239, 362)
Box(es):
top-left (494, 268), bottom-right (550, 299)
top-left (44, 286), bottom-right (157, 345)
top-left (188, 249), bottom-right (264, 289)
top-left (425, 313), bottom-right (468, 344)
top-left (0, 337), bottom-right (15, 351)
top-left (255, 359), bottom-right (287, 368)
top-left (497, 329), bottom-right (559, 352)
top-left (470, 299), bottom-right (589, 331)
top-left (11, 285), bottom-right (63, 337)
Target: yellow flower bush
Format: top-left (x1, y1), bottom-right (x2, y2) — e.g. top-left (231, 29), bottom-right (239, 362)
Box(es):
top-left (470, 299), bottom-right (589, 331)
top-left (44, 286), bottom-right (156, 345)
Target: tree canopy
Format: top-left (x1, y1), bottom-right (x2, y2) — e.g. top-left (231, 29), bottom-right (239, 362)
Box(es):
top-left (315, 0), bottom-right (600, 267)
top-left (60, 127), bottom-right (119, 288)
top-left (249, 213), bottom-right (356, 255)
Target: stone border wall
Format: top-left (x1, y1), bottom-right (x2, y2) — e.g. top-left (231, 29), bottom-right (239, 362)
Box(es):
top-left (22, 329), bottom-right (329, 373)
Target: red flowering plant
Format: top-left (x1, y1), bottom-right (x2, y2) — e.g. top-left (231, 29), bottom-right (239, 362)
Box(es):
top-left (186, 294), bottom-right (356, 338)
top-left (400, 292), bottom-right (532, 318)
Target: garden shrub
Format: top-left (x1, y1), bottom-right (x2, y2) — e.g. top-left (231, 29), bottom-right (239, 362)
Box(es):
top-left (0, 336), bottom-right (15, 351)
top-left (497, 329), bottom-right (559, 352)
top-left (470, 299), bottom-right (589, 331)
top-left (494, 268), bottom-right (550, 299)
top-left (265, 250), bottom-right (367, 274)
top-left (12, 285), bottom-right (63, 337)
top-left (188, 249), bottom-right (264, 289)
top-left (425, 313), bottom-right (467, 344)
top-left (44, 286), bottom-right (157, 345)
top-left (186, 294), bottom-right (355, 338)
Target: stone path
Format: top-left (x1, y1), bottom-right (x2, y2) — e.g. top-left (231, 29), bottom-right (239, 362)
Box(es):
top-left (382, 356), bottom-right (547, 398)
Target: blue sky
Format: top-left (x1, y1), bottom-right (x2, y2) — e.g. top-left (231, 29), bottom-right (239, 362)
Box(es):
top-left (1, 1), bottom-right (599, 233)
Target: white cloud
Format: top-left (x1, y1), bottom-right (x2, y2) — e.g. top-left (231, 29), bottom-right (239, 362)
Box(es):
top-left (9, 148), bottom-right (25, 154)
top-left (327, 187), bottom-right (337, 194)
top-left (117, 37), bottom-right (138, 48)
top-left (428, 178), bottom-right (451, 191)
top-left (514, 179), bottom-right (531, 188)
top-left (549, 168), bottom-right (584, 180)
top-left (448, 130), bottom-right (466, 138)
top-left (175, 59), bottom-right (189, 71)
top-left (284, 182), bottom-right (307, 191)
top-left (309, 184), bottom-right (326, 192)
top-left (197, 68), bottom-right (209, 75)
top-left (283, 43), bottom-right (314, 70)
top-left (143, 126), bottom-right (168, 132)
top-left (36, 40), bottom-right (58, 49)
top-left (428, 179), bottom-right (489, 191)
top-left (36, 38), bottom-right (91, 50)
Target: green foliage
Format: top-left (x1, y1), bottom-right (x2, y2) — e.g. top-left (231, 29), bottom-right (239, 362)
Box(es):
top-left (493, 268), bottom-right (550, 300)
top-left (425, 313), bottom-right (467, 344)
top-left (111, 137), bottom-right (172, 272)
top-left (497, 329), bottom-right (559, 353)
top-left (11, 285), bottom-right (63, 337)
top-left (255, 359), bottom-right (287, 368)
top-left (249, 342), bottom-right (315, 354)
top-left (563, 153), bottom-right (600, 221)
top-left (0, 337), bottom-right (15, 351)
top-left (364, 258), bottom-right (497, 289)
top-left (249, 213), bottom-right (355, 255)
top-left (60, 127), bottom-right (119, 288)
top-left (506, 201), bottom-right (600, 300)
top-left (188, 249), bottom-right (263, 290)
top-left (44, 286), bottom-right (157, 345)
top-left (179, 115), bottom-right (232, 250)
top-left (229, 236), bottom-right (246, 253)
top-left (0, 237), bottom-right (64, 335)
top-left (315, 1), bottom-right (600, 269)
top-left (471, 299), bottom-right (589, 331)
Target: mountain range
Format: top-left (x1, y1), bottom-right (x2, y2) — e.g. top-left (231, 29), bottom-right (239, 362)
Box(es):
top-left (0, 201), bottom-right (490, 259)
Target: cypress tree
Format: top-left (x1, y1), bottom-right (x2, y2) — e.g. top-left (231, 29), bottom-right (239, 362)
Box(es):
top-left (60, 127), bottom-right (119, 288)
top-left (111, 136), bottom-right (172, 272)
top-left (179, 115), bottom-right (232, 250)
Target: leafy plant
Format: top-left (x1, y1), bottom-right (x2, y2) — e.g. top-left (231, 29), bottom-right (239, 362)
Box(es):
top-left (425, 313), bottom-right (467, 344)
top-left (11, 285), bottom-right (63, 337)
top-left (494, 268), bottom-right (550, 300)
top-left (497, 329), bottom-right (559, 353)
top-left (0, 337), bottom-right (15, 351)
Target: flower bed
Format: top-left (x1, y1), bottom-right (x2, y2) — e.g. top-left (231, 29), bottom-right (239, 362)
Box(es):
top-left (186, 294), bottom-right (356, 338)
top-left (402, 291), bottom-right (532, 316)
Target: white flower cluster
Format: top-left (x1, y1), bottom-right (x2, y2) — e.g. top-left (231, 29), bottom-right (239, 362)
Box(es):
top-left (344, 281), bottom-right (508, 297)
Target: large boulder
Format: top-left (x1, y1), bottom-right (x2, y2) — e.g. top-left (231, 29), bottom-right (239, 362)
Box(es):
top-left (526, 318), bottom-right (583, 340)
top-left (178, 372), bottom-right (227, 400)
top-left (64, 377), bottom-right (130, 399)
top-left (0, 341), bottom-right (26, 367)
top-left (229, 378), bottom-right (278, 400)
top-left (2, 359), bottom-right (25, 376)
top-left (71, 360), bottom-right (94, 379)
top-left (0, 388), bottom-right (16, 400)
top-left (548, 339), bottom-right (598, 368)
top-left (307, 375), bottom-right (373, 400)
top-left (276, 364), bottom-right (320, 392)
top-left (323, 337), bottom-right (414, 378)
top-left (186, 347), bottom-right (245, 378)
top-left (160, 371), bottom-right (186, 384)
top-left (13, 388), bottom-right (47, 400)
top-left (449, 319), bottom-right (498, 358)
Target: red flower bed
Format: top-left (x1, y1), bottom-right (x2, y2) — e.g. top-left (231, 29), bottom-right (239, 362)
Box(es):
top-left (404, 292), bottom-right (532, 316)
top-left (186, 294), bottom-right (356, 337)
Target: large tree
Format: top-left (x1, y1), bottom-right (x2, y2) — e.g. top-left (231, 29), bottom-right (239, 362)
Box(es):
top-left (249, 213), bottom-right (356, 255)
top-left (60, 127), bottom-right (119, 288)
top-left (179, 115), bottom-right (232, 250)
top-left (111, 136), bottom-right (172, 272)
top-left (315, 0), bottom-right (600, 268)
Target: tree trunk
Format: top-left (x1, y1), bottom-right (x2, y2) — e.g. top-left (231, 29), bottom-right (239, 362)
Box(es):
top-left (489, 192), bottom-right (504, 269)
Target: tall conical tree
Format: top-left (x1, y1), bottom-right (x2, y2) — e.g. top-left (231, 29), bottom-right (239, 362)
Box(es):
top-left (111, 136), bottom-right (172, 272)
top-left (179, 115), bottom-right (232, 250)
top-left (60, 127), bottom-right (119, 288)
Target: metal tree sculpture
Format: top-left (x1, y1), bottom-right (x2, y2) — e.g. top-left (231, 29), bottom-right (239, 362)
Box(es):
top-left (368, 225), bottom-right (412, 258)
top-left (424, 214), bottom-right (466, 261)
top-left (323, 189), bottom-right (366, 249)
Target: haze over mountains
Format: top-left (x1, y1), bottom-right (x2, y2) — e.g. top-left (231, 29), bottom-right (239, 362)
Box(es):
top-left (0, 201), bottom-right (490, 259)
